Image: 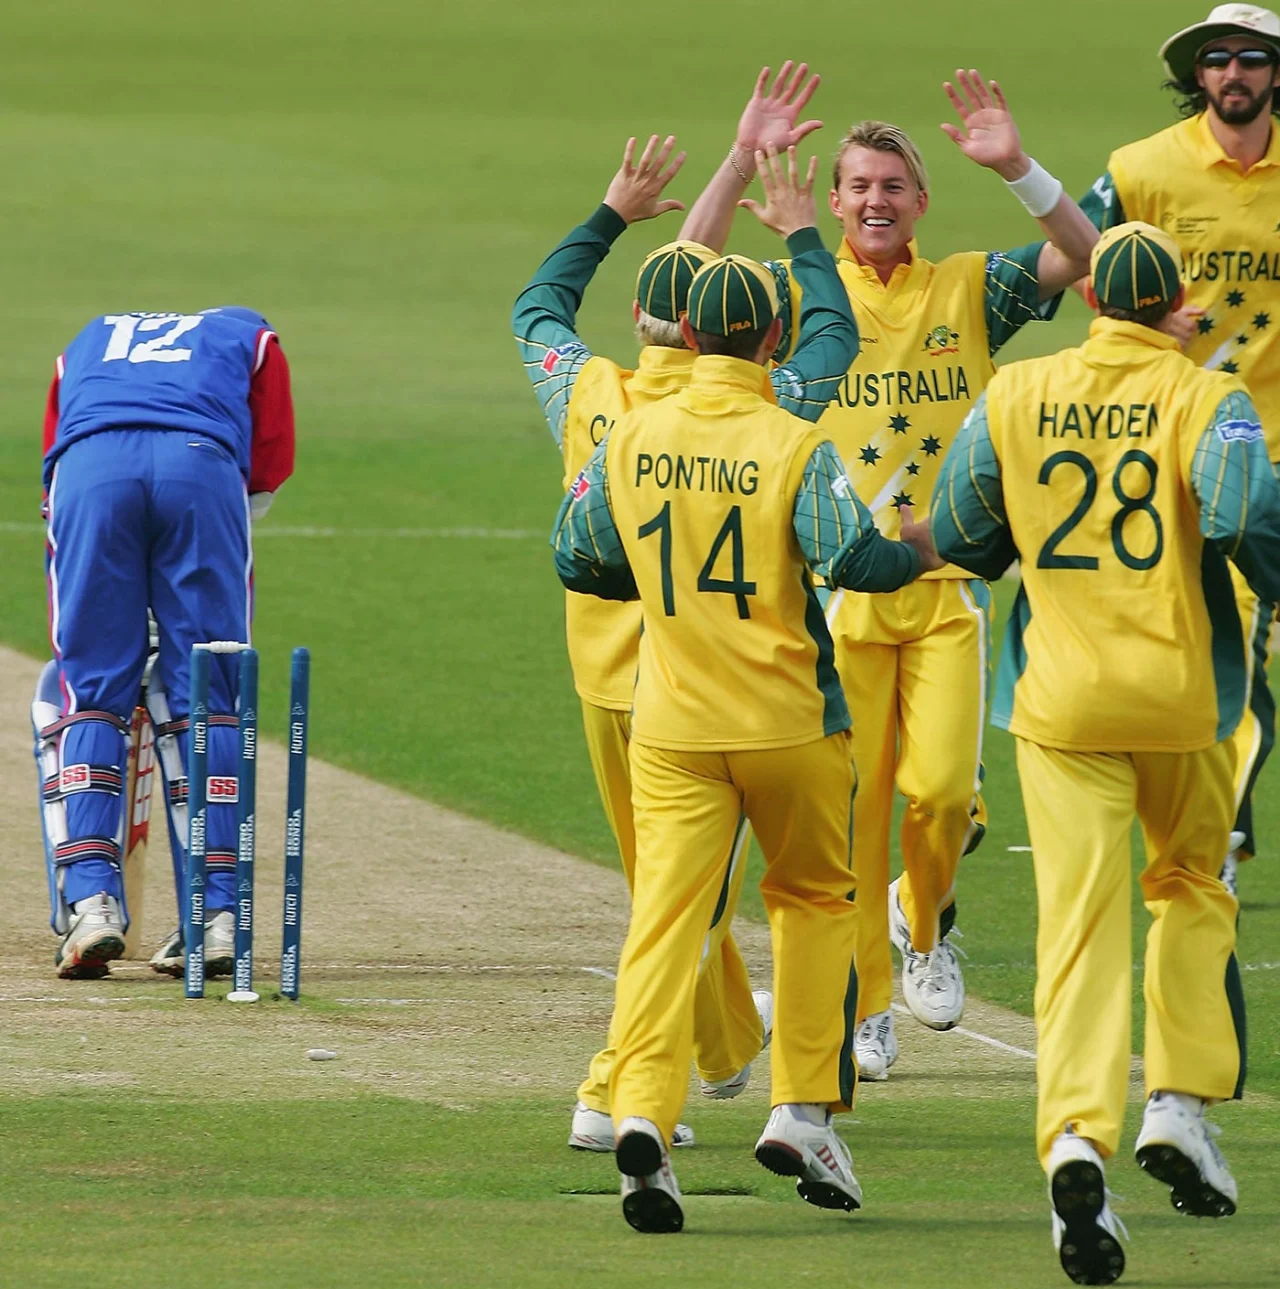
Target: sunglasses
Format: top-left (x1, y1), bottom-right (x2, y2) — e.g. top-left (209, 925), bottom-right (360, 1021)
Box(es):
top-left (1198, 47), bottom-right (1278, 69)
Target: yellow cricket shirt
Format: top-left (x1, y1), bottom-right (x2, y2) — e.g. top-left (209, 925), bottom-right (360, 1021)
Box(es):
top-left (559, 349), bottom-right (693, 709)
top-left (936, 318), bottom-right (1255, 752)
top-left (516, 211), bottom-right (863, 711)
top-left (769, 236), bottom-right (1056, 570)
top-left (601, 357), bottom-right (844, 752)
top-left (1086, 114), bottom-right (1280, 454)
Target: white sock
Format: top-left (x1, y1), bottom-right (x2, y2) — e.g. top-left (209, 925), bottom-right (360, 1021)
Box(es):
top-left (782, 1102), bottom-right (830, 1127)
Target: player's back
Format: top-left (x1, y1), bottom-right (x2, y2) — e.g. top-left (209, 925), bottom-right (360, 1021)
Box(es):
top-left (606, 354), bottom-right (847, 753)
top-left (50, 308), bottom-right (272, 482)
top-left (987, 321), bottom-right (1244, 753)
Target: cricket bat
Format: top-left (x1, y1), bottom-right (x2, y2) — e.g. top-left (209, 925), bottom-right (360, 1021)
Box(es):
top-left (122, 705), bottom-right (156, 958)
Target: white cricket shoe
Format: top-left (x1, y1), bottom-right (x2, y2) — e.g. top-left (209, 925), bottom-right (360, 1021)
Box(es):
top-left (854, 1009), bottom-right (899, 1081)
top-left (149, 927), bottom-right (183, 977)
top-left (568, 1103), bottom-right (693, 1152)
top-left (1135, 1091), bottom-right (1237, 1218)
top-left (615, 1117), bottom-right (684, 1233)
top-left (204, 910), bottom-right (235, 978)
top-left (889, 877), bottom-right (965, 1030)
top-left (1047, 1130), bottom-right (1127, 1286)
top-left (699, 988), bottom-right (774, 1100)
top-left (55, 893), bottom-right (126, 979)
top-left (754, 1104), bottom-right (862, 1212)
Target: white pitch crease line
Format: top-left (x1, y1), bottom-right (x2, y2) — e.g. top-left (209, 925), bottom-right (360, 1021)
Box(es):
top-left (583, 966), bottom-right (618, 981)
top-left (1007, 846), bottom-right (1033, 853)
top-left (890, 1002), bottom-right (1036, 1061)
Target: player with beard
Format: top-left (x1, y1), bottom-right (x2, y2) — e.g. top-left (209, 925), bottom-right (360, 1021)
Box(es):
top-left (1081, 6), bottom-right (1280, 901)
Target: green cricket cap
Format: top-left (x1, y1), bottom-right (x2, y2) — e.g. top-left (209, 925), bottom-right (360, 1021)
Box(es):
top-left (686, 254), bottom-right (779, 337)
top-left (1090, 221), bottom-right (1184, 312)
top-left (635, 240), bottom-right (718, 323)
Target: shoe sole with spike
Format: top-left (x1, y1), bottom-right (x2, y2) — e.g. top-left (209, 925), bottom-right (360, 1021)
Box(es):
top-left (622, 1185), bottom-right (683, 1234)
top-left (1052, 1159), bottom-right (1125, 1285)
top-left (1136, 1142), bottom-right (1236, 1218)
top-left (755, 1140), bottom-right (861, 1212)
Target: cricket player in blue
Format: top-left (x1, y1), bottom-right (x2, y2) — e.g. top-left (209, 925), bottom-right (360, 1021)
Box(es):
top-left (35, 308), bottom-right (296, 978)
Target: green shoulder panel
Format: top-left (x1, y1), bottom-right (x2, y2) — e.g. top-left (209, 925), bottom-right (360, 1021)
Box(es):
top-left (1077, 170), bottom-right (1126, 234)
top-left (984, 242), bottom-right (1061, 357)
top-left (991, 583), bottom-right (1032, 733)
top-left (1200, 544), bottom-right (1247, 743)
top-left (550, 438), bottom-right (637, 601)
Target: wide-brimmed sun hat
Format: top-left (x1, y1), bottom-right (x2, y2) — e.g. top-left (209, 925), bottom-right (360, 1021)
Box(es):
top-left (1161, 4), bottom-right (1280, 82)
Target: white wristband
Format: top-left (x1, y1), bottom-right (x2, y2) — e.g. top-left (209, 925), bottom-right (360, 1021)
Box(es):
top-left (1004, 158), bottom-right (1063, 219)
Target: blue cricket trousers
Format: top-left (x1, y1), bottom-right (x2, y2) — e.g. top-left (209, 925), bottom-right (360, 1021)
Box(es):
top-left (47, 428), bottom-right (252, 910)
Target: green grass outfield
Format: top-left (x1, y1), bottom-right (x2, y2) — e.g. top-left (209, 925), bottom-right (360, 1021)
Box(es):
top-left (3, 1095), bottom-right (1279, 1289)
top-left (1, 3), bottom-right (1278, 1285)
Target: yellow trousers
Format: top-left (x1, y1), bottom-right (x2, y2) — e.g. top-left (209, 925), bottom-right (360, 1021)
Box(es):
top-left (1017, 739), bottom-right (1244, 1169)
top-left (826, 578), bottom-right (991, 1020)
top-left (611, 732), bottom-right (860, 1143)
top-left (1228, 563), bottom-right (1276, 859)
top-left (576, 702), bottom-right (762, 1110)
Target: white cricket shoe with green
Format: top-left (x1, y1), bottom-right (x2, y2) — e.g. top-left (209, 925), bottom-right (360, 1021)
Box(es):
top-left (1135, 1091), bottom-right (1237, 1218)
top-left (1047, 1129), bottom-right (1127, 1286)
top-left (55, 893), bottom-right (125, 979)
top-left (615, 1117), bottom-right (683, 1233)
top-left (204, 909), bottom-right (235, 978)
top-left (889, 876), bottom-right (965, 1030)
top-left (855, 1008), bottom-right (898, 1081)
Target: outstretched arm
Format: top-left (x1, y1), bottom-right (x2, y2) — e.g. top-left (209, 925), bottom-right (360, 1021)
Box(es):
top-left (678, 62), bottom-right (822, 253)
top-left (550, 440), bottom-right (638, 601)
top-left (930, 392), bottom-right (1019, 580)
top-left (739, 146), bottom-right (858, 420)
top-left (513, 135), bottom-right (686, 447)
top-left (941, 69), bottom-right (1096, 301)
top-left (794, 441), bottom-right (939, 592)
top-left (1191, 390), bottom-right (1280, 603)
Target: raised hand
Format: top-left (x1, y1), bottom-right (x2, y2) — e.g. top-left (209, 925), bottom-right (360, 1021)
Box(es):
top-left (738, 145), bottom-right (819, 240)
top-left (898, 505), bottom-right (945, 572)
top-left (1160, 303), bottom-right (1207, 349)
top-left (940, 69), bottom-right (1028, 181)
top-left (603, 135), bottom-right (688, 225)
top-left (735, 62), bottom-right (823, 162)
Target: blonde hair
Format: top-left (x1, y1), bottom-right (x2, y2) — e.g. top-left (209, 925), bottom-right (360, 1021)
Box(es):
top-left (635, 309), bottom-right (687, 349)
top-left (832, 121), bottom-right (929, 193)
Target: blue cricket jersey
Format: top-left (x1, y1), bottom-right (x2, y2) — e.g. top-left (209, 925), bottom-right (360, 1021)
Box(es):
top-left (45, 307), bottom-right (273, 487)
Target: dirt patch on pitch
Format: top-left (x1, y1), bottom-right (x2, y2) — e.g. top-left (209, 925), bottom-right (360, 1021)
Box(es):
top-left (0, 642), bottom-right (1045, 1106)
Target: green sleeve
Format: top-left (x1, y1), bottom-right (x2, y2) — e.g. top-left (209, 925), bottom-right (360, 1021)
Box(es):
top-left (930, 392), bottom-right (1019, 580)
top-left (550, 439), bottom-right (638, 601)
top-left (1191, 391), bottom-right (1280, 602)
top-left (767, 229), bottom-right (858, 423)
top-left (513, 204), bottom-right (628, 448)
top-left (984, 243), bottom-right (1063, 356)
top-left (1077, 170), bottom-right (1126, 234)
top-left (793, 441), bottom-right (920, 591)
top-left (763, 259), bottom-right (798, 364)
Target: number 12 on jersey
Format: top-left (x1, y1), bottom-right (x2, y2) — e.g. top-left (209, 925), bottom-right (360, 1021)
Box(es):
top-left (638, 502), bottom-right (757, 619)
top-left (102, 314), bottom-right (204, 365)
